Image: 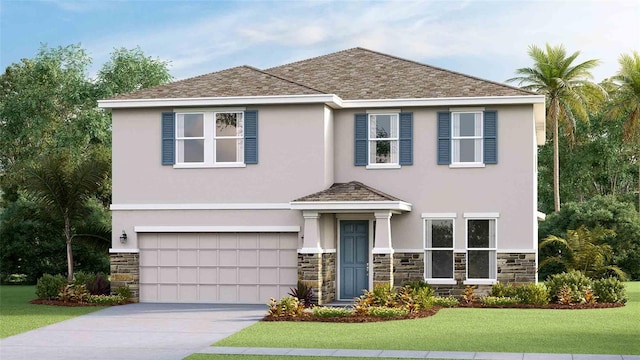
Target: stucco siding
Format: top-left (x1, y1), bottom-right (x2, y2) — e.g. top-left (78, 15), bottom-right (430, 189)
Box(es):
top-left (333, 105), bottom-right (537, 251)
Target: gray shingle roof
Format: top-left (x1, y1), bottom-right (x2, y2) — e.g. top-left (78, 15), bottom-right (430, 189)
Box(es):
top-left (293, 181), bottom-right (404, 202)
top-left (111, 47), bottom-right (535, 100)
top-left (111, 66), bottom-right (324, 100)
top-left (267, 48), bottom-right (535, 99)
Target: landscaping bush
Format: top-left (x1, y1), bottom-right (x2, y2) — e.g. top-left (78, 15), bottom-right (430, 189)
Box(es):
top-left (367, 306), bottom-right (409, 317)
top-left (546, 270), bottom-right (592, 303)
top-left (490, 282), bottom-right (516, 298)
top-left (513, 283), bottom-right (550, 305)
top-left (86, 274), bottom-right (110, 295)
top-left (431, 296), bottom-right (459, 307)
top-left (312, 306), bottom-right (353, 318)
top-left (592, 277), bottom-right (628, 304)
top-left (402, 279), bottom-right (433, 292)
top-left (369, 284), bottom-right (397, 307)
top-left (267, 296), bottom-right (304, 317)
top-left (288, 281), bottom-right (315, 307)
top-left (114, 286), bottom-right (131, 299)
top-left (481, 296), bottom-right (521, 306)
top-left (88, 294), bottom-right (127, 305)
top-left (58, 284), bottom-right (91, 303)
top-left (35, 274), bottom-right (67, 300)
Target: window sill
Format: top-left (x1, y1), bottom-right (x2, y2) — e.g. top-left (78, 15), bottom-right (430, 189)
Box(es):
top-left (463, 279), bottom-right (497, 286)
top-left (426, 279), bottom-right (457, 285)
top-left (173, 163), bottom-right (246, 169)
top-left (366, 164), bottom-right (401, 170)
top-left (449, 163), bottom-right (486, 169)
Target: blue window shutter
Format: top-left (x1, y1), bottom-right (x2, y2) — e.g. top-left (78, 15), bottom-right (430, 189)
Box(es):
top-left (161, 112), bottom-right (175, 165)
top-left (244, 110), bottom-right (258, 164)
top-left (399, 112), bottom-right (413, 165)
top-left (354, 113), bottom-right (367, 166)
top-left (484, 110), bottom-right (497, 164)
top-left (437, 112), bottom-right (451, 165)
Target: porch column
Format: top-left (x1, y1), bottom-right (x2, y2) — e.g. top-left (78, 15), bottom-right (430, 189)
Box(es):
top-left (300, 211), bottom-right (322, 253)
top-left (373, 211), bottom-right (394, 288)
top-left (298, 211), bottom-right (324, 304)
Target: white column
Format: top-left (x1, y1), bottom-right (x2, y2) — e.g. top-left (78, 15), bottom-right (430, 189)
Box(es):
top-left (299, 211), bottom-right (322, 253)
top-left (373, 211), bottom-right (394, 254)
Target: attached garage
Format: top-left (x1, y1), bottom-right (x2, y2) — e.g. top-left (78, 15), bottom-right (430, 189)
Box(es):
top-left (138, 232), bottom-right (298, 303)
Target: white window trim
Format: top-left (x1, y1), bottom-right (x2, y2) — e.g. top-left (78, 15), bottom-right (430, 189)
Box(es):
top-left (175, 112), bottom-right (206, 165)
top-left (451, 111), bottom-right (483, 166)
top-left (368, 113), bottom-right (399, 167)
top-left (174, 110), bottom-right (245, 168)
top-left (423, 216), bottom-right (456, 283)
top-left (213, 111), bottom-right (244, 165)
top-left (465, 217), bottom-right (498, 282)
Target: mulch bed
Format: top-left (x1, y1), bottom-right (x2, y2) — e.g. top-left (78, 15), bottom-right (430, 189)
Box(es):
top-left (263, 307), bottom-right (440, 323)
top-left (29, 299), bottom-right (131, 307)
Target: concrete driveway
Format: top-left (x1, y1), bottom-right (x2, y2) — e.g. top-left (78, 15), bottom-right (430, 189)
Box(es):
top-left (0, 303), bottom-right (265, 360)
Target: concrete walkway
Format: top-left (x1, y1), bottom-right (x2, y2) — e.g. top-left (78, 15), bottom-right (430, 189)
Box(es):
top-left (0, 303), bottom-right (265, 360)
top-left (199, 347), bottom-right (640, 360)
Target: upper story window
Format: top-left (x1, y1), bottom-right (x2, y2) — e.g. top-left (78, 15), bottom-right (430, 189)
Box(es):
top-left (369, 114), bottom-right (399, 165)
top-left (162, 110), bottom-right (257, 168)
top-left (452, 112), bottom-right (482, 165)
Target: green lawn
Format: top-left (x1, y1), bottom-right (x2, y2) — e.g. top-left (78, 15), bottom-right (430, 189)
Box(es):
top-left (0, 285), bottom-right (106, 338)
top-left (215, 282), bottom-right (640, 355)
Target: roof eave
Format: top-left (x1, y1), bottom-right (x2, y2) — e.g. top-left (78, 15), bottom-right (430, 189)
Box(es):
top-left (97, 94), bottom-right (342, 109)
top-left (290, 201), bottom-right (412, 212)
top-left (340, 95), bottom-right (545, 108)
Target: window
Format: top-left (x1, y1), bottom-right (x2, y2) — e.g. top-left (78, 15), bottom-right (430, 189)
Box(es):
top-left (452, 112), bottom-right (482, 164)
top-left (174, 111), bottom-right (244, 166)
top-left (424, 217), bottom-right (455, 282)
top-left (369, 114), bottom-right (398, 165)
top-left (465, 216), bottom-right (497, 282)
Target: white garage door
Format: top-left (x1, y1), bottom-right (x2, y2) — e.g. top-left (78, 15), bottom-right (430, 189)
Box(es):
top-left (139, 232), bottom-right (298, 303)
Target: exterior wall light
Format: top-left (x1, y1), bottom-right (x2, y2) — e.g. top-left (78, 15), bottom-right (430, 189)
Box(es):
top-left (119, 230), bottom-right (128, 244)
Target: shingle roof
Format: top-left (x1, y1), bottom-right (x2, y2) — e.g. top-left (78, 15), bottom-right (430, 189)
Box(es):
top-left (112, 47), bottom-right (535, 100)
top-left (267, 47), bottom-right (535, 99)
top-left (293, 181), bottom-right (404, 202)
top-left (111, 65), bottom-right (324, 100)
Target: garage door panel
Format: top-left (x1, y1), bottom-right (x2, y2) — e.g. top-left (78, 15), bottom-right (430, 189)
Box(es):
top-left (139, 232), bottom-right (298, 303)
top-left (179, 250), bottom-right (198, 266)
top-left (199, 268), bottom-right (217, 283)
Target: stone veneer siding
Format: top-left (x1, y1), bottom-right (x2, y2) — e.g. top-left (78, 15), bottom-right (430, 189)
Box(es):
top-left (373, 253), bottom-right (393, 287)
top-left (110, 252), bottom-right (140, 302)
top-left (321, 253), bottom-right (336, 303)
top-left (298, 253), bottom-right (336, 305)
top-left (392, 251), bottom-right (537, 297)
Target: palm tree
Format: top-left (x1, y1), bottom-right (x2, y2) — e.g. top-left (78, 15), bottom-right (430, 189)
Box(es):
top-left (606, 52), bottom-right (640, 210)
top-left (23, 151), bottom-right (110, 282)
top-left (508, 44), bottom-right (605, 212)
top-left (539, 226), bottom-right (627, 280)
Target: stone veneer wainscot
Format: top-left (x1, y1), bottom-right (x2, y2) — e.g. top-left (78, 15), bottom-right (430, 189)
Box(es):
top-left (110, 252), bottom-right (140, 302)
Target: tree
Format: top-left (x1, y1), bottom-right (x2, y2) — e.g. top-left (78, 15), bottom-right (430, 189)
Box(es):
top-left (606, 51), bottom-right (640, 210)
top-left (97, 46), bottom-right (172, 98)
top-left (539, 226), bottom-right (626, 280)
top-left (508, 44), bottom-right (605, 212)
top-left (22, 151), bottom-right (109, 282)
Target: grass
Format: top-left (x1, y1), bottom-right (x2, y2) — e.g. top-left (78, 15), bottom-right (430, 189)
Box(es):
top-left (0, 285), bottom-right (106, 338)
top-left (215, 282), bottom-right (640, 355)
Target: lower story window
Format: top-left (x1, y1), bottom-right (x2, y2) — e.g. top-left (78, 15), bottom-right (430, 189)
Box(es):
top-left (466, 218), bottom-right (497, 280)
top-left (424, 218), bottom-right (454, 280)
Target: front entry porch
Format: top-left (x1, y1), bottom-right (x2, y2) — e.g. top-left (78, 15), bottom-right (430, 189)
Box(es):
top-left (291, 181), bottom-right (411, 304)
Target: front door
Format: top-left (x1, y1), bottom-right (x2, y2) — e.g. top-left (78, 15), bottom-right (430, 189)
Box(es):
top-left (340, 220), bottom-right (369, 299)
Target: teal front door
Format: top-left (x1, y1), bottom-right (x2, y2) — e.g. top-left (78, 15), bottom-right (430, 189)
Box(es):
top-left (340, 220), bottom-right (369, 299)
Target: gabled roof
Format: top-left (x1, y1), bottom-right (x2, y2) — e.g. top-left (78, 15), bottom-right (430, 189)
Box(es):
top-left (293, 181), bottom-right (403, 202)
top-left (111, 65), bottom-right (324, 100)
top-left (267, 47), bottom-right (535, 99)
top-left (107, 47), bottom-right (536, 101)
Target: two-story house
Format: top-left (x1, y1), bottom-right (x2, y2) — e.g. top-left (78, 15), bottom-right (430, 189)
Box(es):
top-left (99, 48), bottom-right (546, 304)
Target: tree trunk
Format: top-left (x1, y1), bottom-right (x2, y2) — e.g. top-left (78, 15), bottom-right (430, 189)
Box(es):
top-left (553, 100), bottom-right (561, 212)
top-left (65, 216), bottom-right (74, 283)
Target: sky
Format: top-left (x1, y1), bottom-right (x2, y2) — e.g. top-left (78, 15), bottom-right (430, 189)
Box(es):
top-left (1, 0), bottom-right (639, 85)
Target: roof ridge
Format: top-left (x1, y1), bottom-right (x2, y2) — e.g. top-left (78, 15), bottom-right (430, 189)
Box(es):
top-left (245, 66), bottom-right (327, 94)
top-left (354, 47), bottom-right (538, 96)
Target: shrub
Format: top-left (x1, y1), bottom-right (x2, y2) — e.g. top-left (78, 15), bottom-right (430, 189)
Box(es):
top-left (481, 296), bottom-right (520, 306)
top-left (312, 306), bottom-right (353, 318)
top-left (73, 271), bottom-right (95, 287)
top-left (58, 284), bottom-right (90, 303)
top-left (35, 274), bottom-right (67, 300)
top-left (267, 296), bottom-right (304, 317)
top-left (491, 282), bottom-right (516, 298)
top-left (431, 296), bottom-right (459, 307)
top-left (367, 306), bottom-right (409, 317)
top-left (86, 274), bottom-right (110, 295)
top-left (409, 286), bottom-right (434, 311)
top-left (114, 286), bottom-right (131, 299)
top-left (288, 281), bottom-right (315, 307)
top-left (462, 285), bottom-right (477, 303)
top-left (369, 284), bottom-right (397, 307)
top-left (402, 279), bottom-right (432, 291)
top-left (514, 283), bottom-right (550, 305)
top-left (592, 277), bottom-right (628, 303)
top-left (546, 270), bottom-right (592, 303)
top-left (583, 286), bottom-right (597, 304)
top-left (2, 273), bottom-right (28, 285)
top-left (88, 294), bottom-right (126, 305)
